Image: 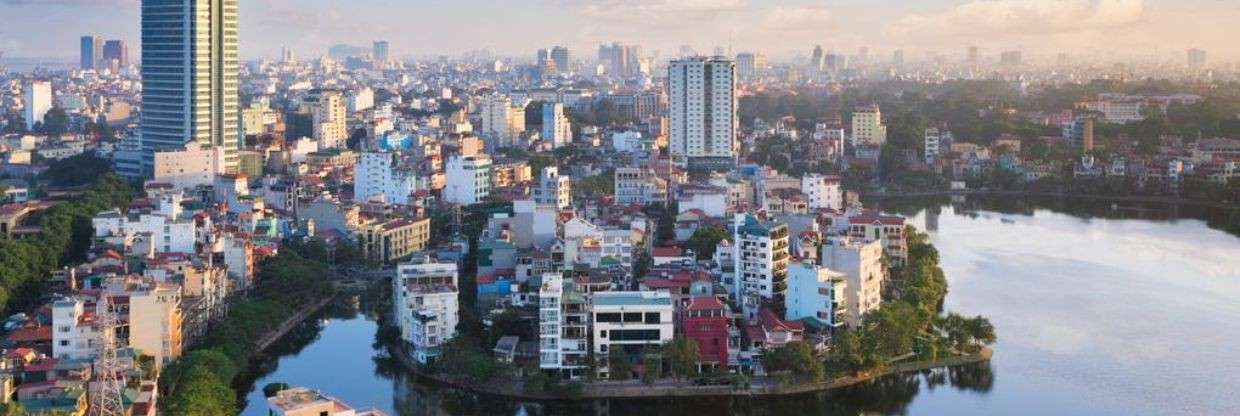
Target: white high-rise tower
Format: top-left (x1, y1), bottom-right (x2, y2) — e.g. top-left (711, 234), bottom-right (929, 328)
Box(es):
top-left (668, 56), bottom-right (737, 170)
top-left (140, 0), bottom-right (239, 176)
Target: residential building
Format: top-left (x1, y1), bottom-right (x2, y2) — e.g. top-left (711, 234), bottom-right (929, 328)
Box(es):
top-left (681, 295), bottom-right (730, 370)
top-left (800, 174), bottom-right (842, 211)
top-left (668, 56), bottom-right (738, 169)
top-left (444, 155), bottom-right (492, 205)
top-left (267, 387), bottom-right (387, 416)
top-left (358, 217), bottom-right (430, 264)
top-left (151, 142), bottom-right (228, 190)
top-left (393, 260), bottom-right (460, 364)
top-left (480, 95), bottom-right (526, 146)
top-left (539, 272), bottom-right (590, 378)
top-left (591, 291), bottom-right (674, 379)
top-left (1063, 117), bottom-right (1095, 151)
top-left (851, 105), bottom-right (887, 146)
top-left (532, 167), bottom-right (571, 209)
top-left (848, 211), bottom-right (908, 266)
top-left (125, 281), bottom-right (184, 365)
top-left (541, 103), bottom-right (572, 148)
top-left (614, 167), bottom-right (667, 206)
top-left (355, 152), bottom-right (417, 205)
top-left (313, 90), bottom-right (348, 149)
top-left (102, 40), bottom-right (128, 68)
top-left (23, 80), bottom-right (51, 131)
top-left (820, 237), bottom-right (884, 327)
top-left (140, 0), bottom-right (239, 175)
top-left (925, 128), bottom-right (950, 163)
top-left (732, 214), bottom-right (790, 319)
top-left (785, 262), bottom-right (847, 330)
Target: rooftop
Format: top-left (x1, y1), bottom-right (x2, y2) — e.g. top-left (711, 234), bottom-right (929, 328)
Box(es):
top-left (593, 291), bottom-right (671, 307)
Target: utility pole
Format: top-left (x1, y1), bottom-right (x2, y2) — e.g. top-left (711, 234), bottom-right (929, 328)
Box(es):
top-left (89, 295), bottom-right (125, 416)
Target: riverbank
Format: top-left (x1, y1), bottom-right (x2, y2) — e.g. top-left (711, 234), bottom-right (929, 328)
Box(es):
top-left (253, 295), bottom-right (336, 352)
top-left (388, 341), bottom-right (992, 400)
top-left (865, 189), bottom-right (1236, 210)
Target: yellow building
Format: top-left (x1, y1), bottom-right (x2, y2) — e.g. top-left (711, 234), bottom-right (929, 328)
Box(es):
top-left (127, 282), bottom-right (184, 366)
top-left (358, 217), bottom-right (431, 264)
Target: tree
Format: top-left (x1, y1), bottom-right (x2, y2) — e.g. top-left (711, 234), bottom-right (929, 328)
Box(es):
top-left (40, 108), bottom-right (68, 136)
top-left (641, 348), bottom-right (662, 385)
top-left (685, 226), bottom-right (729, 260)
top-left (760, 341), bottom-right (824, 382)
top-left (263, 382), bottom-right (291, 398)
top-left (608, 352), bottom-right (633, 380)
top-left (664, 336), bottom-right (700, 380)
top-left (162, 366), bottom-right (236, 416)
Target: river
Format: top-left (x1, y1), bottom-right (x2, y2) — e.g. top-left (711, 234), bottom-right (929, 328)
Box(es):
top-left (238, 196), bottom-right (1240, 416)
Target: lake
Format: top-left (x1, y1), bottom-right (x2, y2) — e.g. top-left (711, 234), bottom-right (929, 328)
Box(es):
top-left (240, 196), bottom-right (1240, 415)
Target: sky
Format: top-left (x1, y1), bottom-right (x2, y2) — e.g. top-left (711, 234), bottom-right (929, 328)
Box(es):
top-left (1, 0), bottom-right (1238, 62)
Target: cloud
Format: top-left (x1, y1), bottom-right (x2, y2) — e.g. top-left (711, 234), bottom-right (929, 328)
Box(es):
top-left (763, 6), bottom-right (834, 31)
top-left (571, 0), bottom-right (748, 23)
top-left (887, 0), bottom-right (1146, 39)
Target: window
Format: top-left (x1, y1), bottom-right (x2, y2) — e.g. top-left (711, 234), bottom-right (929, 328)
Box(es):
top-left (596, 312), bottom-right (621, 323)
top-left (644, 312), bottom-right (660, 324)
top-left (622, 312), bottom-right (643, 323)
top-left (600, 330), bottom-right (607, 338)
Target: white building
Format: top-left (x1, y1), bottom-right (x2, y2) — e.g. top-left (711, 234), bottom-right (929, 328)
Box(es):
top-left (393, 261), bottom-right (460, 364)
top-left (92, 209), bottom-right (197, 254)
top-left (732, 214), bottom-right (790, 319)
top-left (532, 167), bottom-right (571, 209)
top-left (800, 174), bottom-right (842, 211)
top-left (480, 95), bottom-right (526, 147)
top-left (444, 155), bottom-right (492, 205)
top-left (591, 291), bottom-right (674, 379)
top-left (614, 167), bottom-right (666, 206)
top-left (541, 103), bottom-right (572, 148)
top-left (52, 297), bottom-right (101, 360)
top-left (152, 142), bottom-right (227, 190)
top-left (668, 56), bottom-right (737, 169)
top-left (611, 131), bottom-right (647, 153)
top-left (313, 90), bottom-right (348, 149)
top-left (23, 80), bottom-right (52, 131)
top-left (1076, 100), bottom-right (1144, 124)
top-left (347, 87), bottom-right (375, 113)
top-left (851, 105), bottom-right (887, 146)
top-left (539, 272), bottom-right (589, 378)
top-left (925, 128), bottom-right (950, 163)
top-left (785, 262), bottom-right (847, 329)
top-left (355, 152), bottom-right (417, 205)
top-left (820, 236), bottom-right (884, 327)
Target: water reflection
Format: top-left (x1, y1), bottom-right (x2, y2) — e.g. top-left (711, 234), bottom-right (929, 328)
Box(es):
top-left (239, 195), bottom-right (1240, 416)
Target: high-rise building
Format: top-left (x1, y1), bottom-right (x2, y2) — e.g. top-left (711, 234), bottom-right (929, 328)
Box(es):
top-left (732, 213), bottom-right (790, 319)
top-left (355, 152), bottom-right (417, 205)
top-left (967, 46), bottom-right (979, 63)
top-left (80, 35), bottom-right (102, 70)
top-left (444, 155), bottom-right (492, 205)
top-left (736, 52), bottom-right (756, 79)
top-left (550, 46), bottom-right (572, 74)
top-left (1000, 50), bottom-right (1022, 66)
top-left (810, 45), bottom-right (825, 72)
top-left (480, 95), bottom-right (525, 146)
top-left (598, 42), bottom-right (640, 77)
top-left (312, 90), bottom-right (347, 149)
top-left (23, 80), bottom-right (52, 131)
top-left (140, 0), bottom-right (239, 176)
top-left (541, 102), bottom-right (571, 148)
top-left (393, 259), bottom-right (460, 364)
top-left (373, 40), bottom-right (390, 62)
top-left (280, 47), bottom-right (296, 63)
top-left (924, 127), bottom-right (953, 164)
top-left (892, 49), bottom-right (905, 66)
top-left (1063, 117), bottom-right (1094, 152)
top-left (532, 166), bottom-right (571, 209)
top-left (851, 105), bottom-right (887, 146)
top-left (102, 40), bottom-right (128, 68)
top-left (820, 236), bottom-right (884, 327)
top-left (1187, 48), bottom-right (1208, 69)
top-left (668, 56), bottom-right (737, 170)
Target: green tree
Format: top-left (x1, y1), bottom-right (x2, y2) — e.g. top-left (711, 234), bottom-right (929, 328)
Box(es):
top-left (40, 108), bottom-right (68, 136)
top-left (162, 366), bottom-right (236, 416)
top-left (685, 226), bottom-right (729, 260)
top-left (607, 352), bottom-right (633, 380)
top-left (664, 336), bottom-right (700, 380)
top-left (760, 341), bottom-right (824, 382)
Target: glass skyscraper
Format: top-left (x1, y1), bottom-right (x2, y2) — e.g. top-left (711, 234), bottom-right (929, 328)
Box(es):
top-left (140, 0), bottom-right (239, 176)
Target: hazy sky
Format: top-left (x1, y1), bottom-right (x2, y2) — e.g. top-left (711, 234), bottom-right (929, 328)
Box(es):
top-left (1, 0), bottom-right (1237, 61)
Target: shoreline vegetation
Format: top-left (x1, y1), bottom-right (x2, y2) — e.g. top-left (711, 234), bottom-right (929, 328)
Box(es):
top-left (376, 225), bottom-right (997, 401)
top-left (157, 250), bottom-right (336, 416)
top-left (866, 188), bottom-right (1239, 210)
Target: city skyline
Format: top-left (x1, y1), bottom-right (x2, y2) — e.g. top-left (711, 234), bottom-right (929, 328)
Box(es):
top-left (2, 0), bottom-right (1238, 61)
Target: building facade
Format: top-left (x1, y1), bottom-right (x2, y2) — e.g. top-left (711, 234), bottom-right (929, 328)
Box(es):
top-left (668, 56), bottom-right (737, 169)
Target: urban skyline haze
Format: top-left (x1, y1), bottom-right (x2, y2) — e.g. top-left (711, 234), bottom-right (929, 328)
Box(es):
top-left (1, 0), bottom-right (1238, 61)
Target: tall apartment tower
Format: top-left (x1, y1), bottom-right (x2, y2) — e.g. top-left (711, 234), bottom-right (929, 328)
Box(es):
top-left (550, 46), bottom-right (572, 74)
top-left (373, 41), bottom-right (390, 62)
top-left (102, 40), bottom-right (129, 68)
top-left (80, 35), bottom-right (103, 70)
top-left (140, 0), bottom-right (239, 176)
top-left (668, 56), bottom-right (737, 170)
top-left (23, 80), bottom-right (52, 131)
